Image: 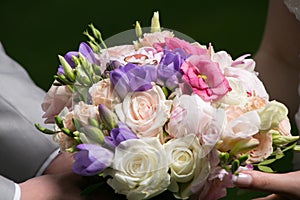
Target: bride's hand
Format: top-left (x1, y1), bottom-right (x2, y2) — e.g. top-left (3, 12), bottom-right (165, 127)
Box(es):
top-left (234, 170), bottom-right (300, 200)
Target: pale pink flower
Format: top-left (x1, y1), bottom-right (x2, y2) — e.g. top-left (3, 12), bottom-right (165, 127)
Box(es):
top-left (41, 85), bottom-right (73, 123)
top-left (137, 30), bottom-right (174, 47)
top-left (73, 101), bottom-right (99, 126)
top-left (247, 132), bottom-right (273, 163)
top-left (154, 37), bottom-right (208, 56)
top-left (166, 94), bottom-right (215, 139)
top-left (115, 85), bottom-right (172, 137)
top-left (277, 117), bottom-right (292, 136)
top-left (89, 78), bottom-right (118, 109)
top-left (181, 55), bottom-right (231, 101)
top-left (53, 132), bottom-right (76, 152)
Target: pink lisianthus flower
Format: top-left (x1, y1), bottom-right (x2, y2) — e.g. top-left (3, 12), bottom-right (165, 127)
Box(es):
top-left (180, 55), bottom-right (231, 101)
top-left (154, 37), bottom-right (208, 56)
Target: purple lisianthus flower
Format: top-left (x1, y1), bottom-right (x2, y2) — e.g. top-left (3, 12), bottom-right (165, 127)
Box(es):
top-left (104, 122), bottom-right (137, 148)
top-left (72, 144), bottom-right (113, 176)
top-left (157, 48), bottom-right (186, 90)
top-left (58, 42), bottom-right (100, 75)
top-left (110, 63), bottom-right (157, 99)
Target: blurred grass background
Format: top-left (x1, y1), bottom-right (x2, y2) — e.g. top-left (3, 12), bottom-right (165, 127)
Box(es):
top-left (1, 0), bottom-right (288, 199)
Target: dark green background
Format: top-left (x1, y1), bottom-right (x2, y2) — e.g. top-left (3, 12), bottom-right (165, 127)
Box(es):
top-left (1, 0), bottom-right (286, 199)
top-left (0, 0), bottom-right (268, 91)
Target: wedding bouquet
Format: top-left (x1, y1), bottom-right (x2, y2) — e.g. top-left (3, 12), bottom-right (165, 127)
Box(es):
top-left (36, 12), bottom-right (299, 200)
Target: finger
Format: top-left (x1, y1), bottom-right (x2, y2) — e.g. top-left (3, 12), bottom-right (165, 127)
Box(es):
top-left (252, 194), bottom-right (285, 200)
top-left (233, 170), bottom-right (297, 195)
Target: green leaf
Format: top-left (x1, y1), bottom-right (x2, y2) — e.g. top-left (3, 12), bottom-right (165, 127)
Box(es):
top-left (282, 142), bottom-right (298, 153)
top-left (275, 153), bottom-right (284, 160)
top-left (294, 145), bottom-right (300, 152)
top-left (257, 165), bottom-right (274, 173)
top-left (258, 158), bottom-right (276, 166)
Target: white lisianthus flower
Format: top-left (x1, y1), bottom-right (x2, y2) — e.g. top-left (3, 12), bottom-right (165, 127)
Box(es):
top-left (258, 100), bottom-right (289, 131)
top-left (164, 134), bottom-right (210, 199)
top-left (224, 67), bottom-right (269, 100)
top-left (104, 137), bottom-right (170, 200)
top-left (166, 94), bottom-right (215, 138)
top-left (115, 84), bottom-right (172, 137)
top-left (218, 77), bottom-right (248, 106)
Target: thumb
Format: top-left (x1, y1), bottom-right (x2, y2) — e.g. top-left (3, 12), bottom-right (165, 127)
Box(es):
top-left (233, 170), bottom-right (297, 195)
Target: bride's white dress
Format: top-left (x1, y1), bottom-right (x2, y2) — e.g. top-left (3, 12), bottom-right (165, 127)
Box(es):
top-left (284, 0), bottom-right (300, 169)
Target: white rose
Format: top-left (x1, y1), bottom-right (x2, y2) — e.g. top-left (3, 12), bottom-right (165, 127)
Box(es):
top-left (73, 101), bottom-right (99, 127)
top-left (115, 85), bottom-right (172, 137)
top-left (89, 78), bottom-right (118, 108)
top-left (166, 94), bottom-right (215, 138)
top-left (164, 134), bottom-right (210, 199)
top-left (104, 137), bottom-right (170, 200)
top-left (41, 85), bottom-right (73, 123)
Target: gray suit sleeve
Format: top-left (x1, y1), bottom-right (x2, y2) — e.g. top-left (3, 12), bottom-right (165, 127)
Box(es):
top-left (0, 175), bottom-right (16, 200)
top-left (0, 42), bottom-right (58, 183)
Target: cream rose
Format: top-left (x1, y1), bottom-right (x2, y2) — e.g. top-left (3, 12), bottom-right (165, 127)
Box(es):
top-left (41, 85), bottom-right (73, 123)
top-left (104, 137), bottom-right (170, 200)
top-left (73, 101), bottom-right (99, 127)
top-left (89, 78), bottom-right (118, 108)
top-left (164, 134), bottom-right (210, 199)
top-left (115, 85), bottom-right (172, 137)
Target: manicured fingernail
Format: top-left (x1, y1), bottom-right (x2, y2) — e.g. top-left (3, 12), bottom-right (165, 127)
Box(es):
top-left (232, 173), bottom-right (252, 187)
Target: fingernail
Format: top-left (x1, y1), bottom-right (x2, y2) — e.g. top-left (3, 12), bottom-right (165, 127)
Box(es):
top-left (232, 173), bottom-right (252, 187)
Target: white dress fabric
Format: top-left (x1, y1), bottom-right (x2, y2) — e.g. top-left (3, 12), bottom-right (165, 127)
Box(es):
top-left (284, 0), bottom-right (300, 171)
top-left (284, 0), bottom-right (300, 129)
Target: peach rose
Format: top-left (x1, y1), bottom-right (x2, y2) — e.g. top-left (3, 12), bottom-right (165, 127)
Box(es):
top-left (89, 78), bottom-right (118, 109)
top-left (115, 84), bottom-right (172, 137)
top-left (73, 101), bottom-right (99, 127)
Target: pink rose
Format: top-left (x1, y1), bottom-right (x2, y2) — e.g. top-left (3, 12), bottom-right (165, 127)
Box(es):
top-left (41, 85), bottom-right (73, 123)
top-left (181, 55), bottom-right (231, 101)
top-left (154, 37), bottom-right (208, 56)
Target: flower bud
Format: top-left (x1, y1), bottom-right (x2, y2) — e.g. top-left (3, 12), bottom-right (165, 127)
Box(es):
top-left (58, 55), bottom-right (76, 82)
top-left (151, 11), bottom-right (161, 33)
top-left (271, 130), bottom-right (299, 146)
top-left (135, 21), bottom-right (143, 38)
top-left (54, 116), bottom-right (64, 129)
top-left (219, 152), bottom-right (230, 164)
top-left (34, 123), bottom-right (57, 134)
top-left (98, 104), bottom-right (118, 130)
top-left (79, 126), bottom-right (104, 144)
top-left (230, 138), bottom-right (259, 155)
